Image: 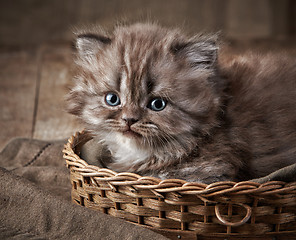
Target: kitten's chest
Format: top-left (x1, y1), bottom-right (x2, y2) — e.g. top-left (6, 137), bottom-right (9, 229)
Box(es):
top-left (104, 133), bottom-right (151, 170)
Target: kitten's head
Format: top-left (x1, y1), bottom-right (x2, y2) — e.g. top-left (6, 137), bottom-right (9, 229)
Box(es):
top-left (67, 23), bottom-right (223, 157)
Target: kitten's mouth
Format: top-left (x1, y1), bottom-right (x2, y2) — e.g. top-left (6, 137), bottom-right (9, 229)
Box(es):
top-left (122, 129), bottom-right (142, 138)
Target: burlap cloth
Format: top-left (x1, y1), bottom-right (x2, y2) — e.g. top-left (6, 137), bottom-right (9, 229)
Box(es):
top-left (1, 137), bottom-right (296, 239)
top-left (0, 138), bottom-right (168, 240)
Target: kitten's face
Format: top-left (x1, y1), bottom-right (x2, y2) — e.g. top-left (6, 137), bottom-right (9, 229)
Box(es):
top-left (67, 24), bottom-right (222, 155)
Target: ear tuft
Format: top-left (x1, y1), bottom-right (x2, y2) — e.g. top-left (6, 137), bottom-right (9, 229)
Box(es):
top-left (75, 33), bottom-right (111, 56)
top-left (171, 35), bottom-right (218, 69)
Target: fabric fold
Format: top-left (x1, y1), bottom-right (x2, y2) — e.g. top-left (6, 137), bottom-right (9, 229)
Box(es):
top-left (0, 138), bottom-right (168, 240)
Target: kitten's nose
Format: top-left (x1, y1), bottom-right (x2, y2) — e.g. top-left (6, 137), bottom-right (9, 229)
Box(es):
top-left (122, 117), bottom-right (138, 126)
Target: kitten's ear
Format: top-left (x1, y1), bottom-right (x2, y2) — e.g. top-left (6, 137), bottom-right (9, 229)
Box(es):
top-left (75, 33), bottom-right (111, 56)
top-left (171, 35), bottom-right (218, 69)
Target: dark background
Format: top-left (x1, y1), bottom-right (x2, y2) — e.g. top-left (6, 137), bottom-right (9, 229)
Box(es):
top-left (0, 0), bottom-right (295, 49)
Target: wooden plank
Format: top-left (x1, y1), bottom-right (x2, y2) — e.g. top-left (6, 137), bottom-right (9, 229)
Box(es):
top-left (0, 0), bottom-right (80, 49)
top-left (0, 51), bottom-right (38, 150)
top-left (33, 44), bottom-right (82, 140)
top-left (225, 0), bottom-right (272, 39)
top-left (270, 0), bottom-right (290, 38)
top-left (0, 0), bottom-right (295, 49)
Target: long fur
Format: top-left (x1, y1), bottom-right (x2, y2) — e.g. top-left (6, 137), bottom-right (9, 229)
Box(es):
top-left (66, 23), bottom-right (296, 183)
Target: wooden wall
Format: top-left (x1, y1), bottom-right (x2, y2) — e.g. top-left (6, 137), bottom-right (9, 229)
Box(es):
top-left (0, 0), bottom-right (295, 49)
top-left (0, 0), bottom-right (295, 149)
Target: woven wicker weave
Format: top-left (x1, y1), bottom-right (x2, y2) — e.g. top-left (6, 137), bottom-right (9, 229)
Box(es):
top-left (63, 131), bottom-right (296, 240)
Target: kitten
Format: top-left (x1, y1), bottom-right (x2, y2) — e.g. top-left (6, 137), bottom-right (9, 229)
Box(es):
top-left (66, 23), bottom-right (296, 183)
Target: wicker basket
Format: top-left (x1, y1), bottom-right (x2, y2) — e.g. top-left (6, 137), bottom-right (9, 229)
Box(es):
top-left (63, 131), bottom-right (296, 240)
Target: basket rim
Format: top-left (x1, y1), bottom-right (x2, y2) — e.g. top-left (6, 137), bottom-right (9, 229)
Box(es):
top-left (63, 130), bottom-right (296, 198)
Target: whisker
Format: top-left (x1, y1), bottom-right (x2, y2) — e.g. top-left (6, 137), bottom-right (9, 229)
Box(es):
top-left (89, 106), bottom-right (100, 110)
top-left (105, 119), bottom-right (119, 123)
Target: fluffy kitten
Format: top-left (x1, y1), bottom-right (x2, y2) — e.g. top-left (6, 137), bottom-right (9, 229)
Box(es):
top-left (66, 23), bottom-right (296, 183)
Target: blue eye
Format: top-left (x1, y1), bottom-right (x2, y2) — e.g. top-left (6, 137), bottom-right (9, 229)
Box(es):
top-left (149, 98), bottom-right (166, 111)
top-left (105, 93), bottom-right (120, 106)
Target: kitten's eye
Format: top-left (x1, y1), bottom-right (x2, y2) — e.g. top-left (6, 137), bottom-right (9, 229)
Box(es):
top-left (148, 98), bottom-right (166, 111)
top-left (105, 92), bottom-right (121, 106)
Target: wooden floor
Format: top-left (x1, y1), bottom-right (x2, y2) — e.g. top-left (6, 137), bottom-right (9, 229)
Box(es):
top-left (0, 41), bottom-right (295, 151)
top-left (0, 44), bottom-right (81, 151)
